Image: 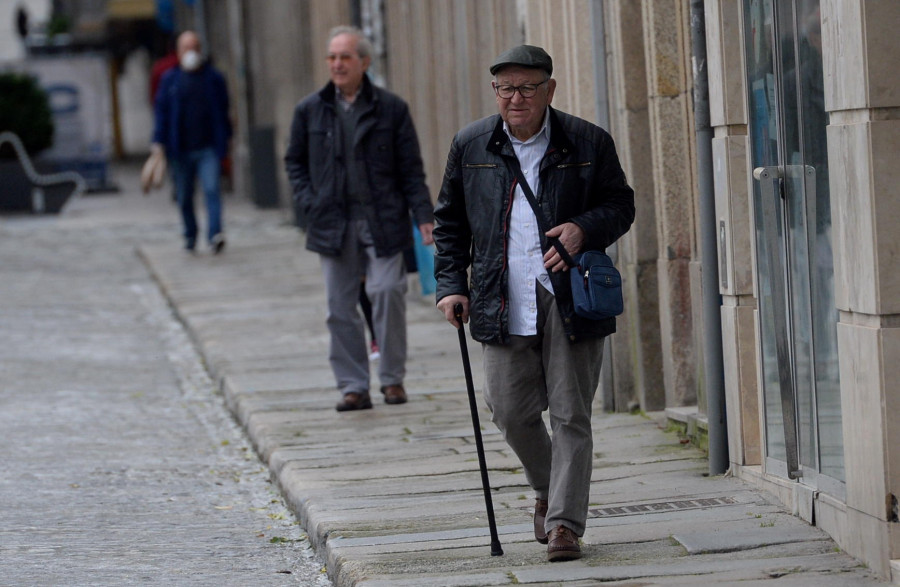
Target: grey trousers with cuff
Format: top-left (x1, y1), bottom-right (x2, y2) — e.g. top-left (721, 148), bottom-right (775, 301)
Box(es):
top-left (482, 284), bottom-right (604, 537)
top-left (319, 219), bottom-right (407, 397)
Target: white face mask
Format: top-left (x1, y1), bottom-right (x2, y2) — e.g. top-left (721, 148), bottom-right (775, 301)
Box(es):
top-left (180, 50), bottom-right (202, 71)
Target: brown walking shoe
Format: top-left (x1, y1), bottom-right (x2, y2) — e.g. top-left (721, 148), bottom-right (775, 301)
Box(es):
top-left (547, 525), bottom-right (582, 562)
top-left (335, 392), bottom-right (373, 412)
top-left (381, 384), bottom-right (407, 405)
top-left (533, 499), bottom-right (549, 544)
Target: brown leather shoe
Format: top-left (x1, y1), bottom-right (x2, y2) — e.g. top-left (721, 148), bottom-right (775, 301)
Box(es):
top-left (547, 525), bottom-right (582, 562)
top-left (335, 392), bottom-right (373, 412)
top-left (534, 499), bottom-right (549, 544)
top-left (380, 384), bottom-right (407, 405)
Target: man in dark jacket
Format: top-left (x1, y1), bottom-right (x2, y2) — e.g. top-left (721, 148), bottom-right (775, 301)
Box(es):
top-left (284, 26), bottom-right (434, 412)
top-left (152, 30), bottom-right (231, 253)
top-left (434, 45), bottom-right (635, 562)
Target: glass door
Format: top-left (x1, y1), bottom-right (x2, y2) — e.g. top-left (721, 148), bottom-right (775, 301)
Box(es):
top-left (744, 0), bottom-right (843, 495)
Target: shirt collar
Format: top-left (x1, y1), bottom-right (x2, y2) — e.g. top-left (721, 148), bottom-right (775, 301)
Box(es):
top-left (503, 107), bottom-right (551, 145)
top-left (336, 86), bottom-right (363, 111)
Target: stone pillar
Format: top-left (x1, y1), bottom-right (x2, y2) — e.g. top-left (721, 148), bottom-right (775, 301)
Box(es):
top-left (603, 0), bottom-right (665, 412)
top-left (705, 0), bottom-right (760, 467)
top-left (821, 0), bottom-right (900, 578)
top-left (224, 0), bottom-right (251, 200)
top-left (642, 0), bottom-right (698, 408)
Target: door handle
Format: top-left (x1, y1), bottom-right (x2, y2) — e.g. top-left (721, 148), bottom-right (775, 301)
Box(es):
top-left (753, 166), bottom-right (802, 480)
top-left (753, 166), bottom-right (783, 181)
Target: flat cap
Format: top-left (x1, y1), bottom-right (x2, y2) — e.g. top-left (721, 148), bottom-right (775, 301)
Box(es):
top-left (489, 44), bottom-right (553, 76)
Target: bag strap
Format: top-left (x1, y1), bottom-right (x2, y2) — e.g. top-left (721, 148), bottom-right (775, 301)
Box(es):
top-left (508, 159), bottom-right (578, 268)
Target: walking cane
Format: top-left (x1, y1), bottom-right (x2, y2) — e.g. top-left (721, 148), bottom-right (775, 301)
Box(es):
top-left (454, 303), bottom-right (503, 556)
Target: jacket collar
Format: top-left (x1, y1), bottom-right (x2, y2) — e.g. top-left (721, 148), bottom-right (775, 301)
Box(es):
top-left (318, 74), bottom-right (377, 106)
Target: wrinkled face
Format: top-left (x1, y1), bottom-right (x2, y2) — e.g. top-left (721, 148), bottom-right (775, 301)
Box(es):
top-left (493, 66), bottom-right (555, 140)
top-left (327, 33), bottom-right (370, 95)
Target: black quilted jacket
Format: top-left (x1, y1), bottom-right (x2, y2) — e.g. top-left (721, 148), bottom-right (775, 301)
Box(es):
top-left (433, 107), bottom-right (635, 344)
top-left (284, 76), bottom-right (433, 258)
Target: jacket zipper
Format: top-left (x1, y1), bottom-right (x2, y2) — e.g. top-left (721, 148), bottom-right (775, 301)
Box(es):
top-left (500, 178), bottom-right (516, 328)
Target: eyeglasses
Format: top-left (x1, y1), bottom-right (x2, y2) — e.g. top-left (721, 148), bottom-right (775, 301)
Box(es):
top-left (326, 53), bottom-right (357, 63)
top-left (493, 79), bottom-right (549, 99)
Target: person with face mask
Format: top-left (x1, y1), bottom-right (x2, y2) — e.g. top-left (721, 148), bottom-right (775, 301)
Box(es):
top-left (152, 30), bottom-right (232, 254)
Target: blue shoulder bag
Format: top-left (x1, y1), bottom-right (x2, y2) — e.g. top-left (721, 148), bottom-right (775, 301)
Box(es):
top-left (511, 162), bottom-right (624, 321)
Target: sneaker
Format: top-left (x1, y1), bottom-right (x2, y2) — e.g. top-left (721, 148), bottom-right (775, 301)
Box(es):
top-left (368, 340), bottom-right (380, 361)
top-left (211, 233), bottom-right (226, 255)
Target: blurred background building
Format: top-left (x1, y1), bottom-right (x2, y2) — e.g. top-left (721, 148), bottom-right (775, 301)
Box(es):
top-left (2, 0), bottom-right (898, 581)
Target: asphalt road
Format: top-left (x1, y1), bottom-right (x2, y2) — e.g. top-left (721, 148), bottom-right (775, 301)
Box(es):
top-left (0, 172), bottom-right (331, 586)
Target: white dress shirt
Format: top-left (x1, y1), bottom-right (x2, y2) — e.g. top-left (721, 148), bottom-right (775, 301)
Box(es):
top-left (504, 109), bottom-right (553, 336)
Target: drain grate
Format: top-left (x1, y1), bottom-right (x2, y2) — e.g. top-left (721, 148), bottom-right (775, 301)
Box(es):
top-left (588, 496), bottom-right (737, 518)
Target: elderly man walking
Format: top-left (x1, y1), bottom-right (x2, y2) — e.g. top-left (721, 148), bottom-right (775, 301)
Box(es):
top-left (434, 45), bottom-right (635, 561)
top-left (285, 26), bottom-right (434, 412)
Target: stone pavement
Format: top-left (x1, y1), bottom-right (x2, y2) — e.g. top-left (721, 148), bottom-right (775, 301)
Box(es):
top-left (0, 165), bottom-right (330, 586)
top-left (130, 166), bottom-right (887, 586)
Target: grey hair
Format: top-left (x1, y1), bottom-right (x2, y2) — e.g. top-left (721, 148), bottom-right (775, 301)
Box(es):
top-left (328, 25), bottom-right (374, 59)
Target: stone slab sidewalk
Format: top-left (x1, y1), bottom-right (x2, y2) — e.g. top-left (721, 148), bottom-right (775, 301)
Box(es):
top-left (139, 209), bottom-right (886, 585)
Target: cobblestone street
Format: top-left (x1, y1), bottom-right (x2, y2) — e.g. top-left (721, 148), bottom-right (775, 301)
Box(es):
top-left (0, 166), bottom-right (330, 586)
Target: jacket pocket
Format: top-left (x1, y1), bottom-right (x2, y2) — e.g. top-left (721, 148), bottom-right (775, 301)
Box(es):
top-left (365, 129), bottom-right (394, 171)
top-left (463, 163), bottom-right (498, 169)
top-left (556, 161), bottom-right (591, 169)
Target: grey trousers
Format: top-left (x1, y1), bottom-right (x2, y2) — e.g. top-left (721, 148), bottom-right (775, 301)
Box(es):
top-left (319, 219), bottom-right (407, 396)
top-left (482, 284), bottom-right (604, 536)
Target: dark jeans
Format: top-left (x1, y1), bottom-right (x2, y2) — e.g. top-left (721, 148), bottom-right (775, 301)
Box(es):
top-left (172, 147), bottom-right (222, 247)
